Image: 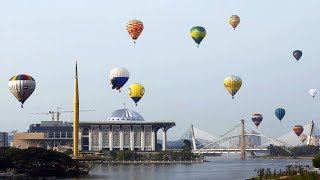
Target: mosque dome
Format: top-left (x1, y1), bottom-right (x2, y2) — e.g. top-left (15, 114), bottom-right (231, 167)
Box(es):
top-left (106, 108), bottom-right (144, 121)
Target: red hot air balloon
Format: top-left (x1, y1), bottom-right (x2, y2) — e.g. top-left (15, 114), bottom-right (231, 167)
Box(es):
top-left (252, 114), bottom-right (263, 127)
top-left (293, 125), bottom-right (304, 136)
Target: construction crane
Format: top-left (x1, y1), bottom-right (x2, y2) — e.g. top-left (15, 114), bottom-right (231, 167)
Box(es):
top-left (32, 107), bottom-right (95, 122)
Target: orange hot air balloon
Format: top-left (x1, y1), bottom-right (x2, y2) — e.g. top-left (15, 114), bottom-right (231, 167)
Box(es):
top-left (126, 19), bottom-right (144, 43)
top-left (293, 125), bottom-right (304, 136)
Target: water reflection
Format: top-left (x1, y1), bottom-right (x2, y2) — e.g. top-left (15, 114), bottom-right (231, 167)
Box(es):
top-left (66, 158), bottom-right (312, 180)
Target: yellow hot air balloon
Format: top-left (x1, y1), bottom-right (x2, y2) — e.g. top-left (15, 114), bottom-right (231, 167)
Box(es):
top-left (224, 75), bottom-right (242, 99)
top-left (128, 83), bottom-right (145, 106)
top-left (229, 15), bottom-right (240, 30)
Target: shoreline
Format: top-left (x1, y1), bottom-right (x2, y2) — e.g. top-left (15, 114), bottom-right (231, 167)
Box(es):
top-left (254, 156), bottom-right (315, 160)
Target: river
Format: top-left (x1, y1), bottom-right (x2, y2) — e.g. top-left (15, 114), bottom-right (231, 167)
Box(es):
top-left (71, 157), bottom-right (312, 180)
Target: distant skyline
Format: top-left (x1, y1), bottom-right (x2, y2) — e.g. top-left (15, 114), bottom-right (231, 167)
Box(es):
top-left (0, 1), bottom-right (320, 140)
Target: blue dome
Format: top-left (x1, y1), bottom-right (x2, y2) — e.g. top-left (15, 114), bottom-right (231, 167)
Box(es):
top-left (106, 108), bottom-right (144, 121)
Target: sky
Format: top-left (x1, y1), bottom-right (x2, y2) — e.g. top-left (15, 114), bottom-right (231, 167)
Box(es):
top-left (0, 0), bottom-right (320, 141)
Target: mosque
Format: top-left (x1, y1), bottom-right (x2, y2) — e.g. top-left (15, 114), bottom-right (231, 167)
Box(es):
top-left (79, 108), bottom-right (175, 151)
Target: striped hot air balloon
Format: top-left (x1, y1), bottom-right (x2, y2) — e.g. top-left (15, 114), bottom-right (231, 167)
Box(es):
top-left (128, 83), bottom-right (145, 106)
top-left (293, 125), bottom-right (304, 137)
top-left (293, 50), bottom-right (302, 62)
top-left (109, 67), bottom-right (129, 92)
top-left (8, 74), bottom-right (36, 108)
top-left (252, 114), bottom-right (263, 127)
top-left (224, 75), bottom-right (242, 99)
top-left (126, 19), bottom-right (144, 43)
top-left (190, 26), bottom-right (206, 47)
top-left (275, 108), bottom-right (286, 122)
top-left (229, 15), bottom-right (240, 30)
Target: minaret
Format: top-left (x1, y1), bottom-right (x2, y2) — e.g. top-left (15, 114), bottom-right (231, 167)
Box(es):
top-left (73, 62), bottom-right (79, 158)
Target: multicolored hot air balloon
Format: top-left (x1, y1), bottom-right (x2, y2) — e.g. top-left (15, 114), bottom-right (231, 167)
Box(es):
top-left (128, 83), bottom-right (145, 106)
top-left (299, 134), bottom-right (307, 142)
top-left (293, 50), bottom-right (302, 62)
top-left (309, 89), bottom-right (317, 99)
top-left (190, 26), bottom-right (206, 47)
top-left (293, 125), bottom-right (304, 137)
top-left (109, 67), bottom-right (129, 92)
top-left (275, 108), bottom-right (286, 122)
top-left (252, 114), bottom-right (263, 127)
top-left (8, 74), bottom-right (36, 108)
top-left (224, 75), bottom-right (242, 99)
top-left (229, 15), bottom-right (240, 30)
top-left (126, 19), bottom-right (144, 43)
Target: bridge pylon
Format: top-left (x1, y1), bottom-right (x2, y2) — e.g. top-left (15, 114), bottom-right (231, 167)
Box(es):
top-left (240, 119), bottom-right (245, 159)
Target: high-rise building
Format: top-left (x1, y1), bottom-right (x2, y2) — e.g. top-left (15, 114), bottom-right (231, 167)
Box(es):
top-left (0, 132), bottom-right (8, 147)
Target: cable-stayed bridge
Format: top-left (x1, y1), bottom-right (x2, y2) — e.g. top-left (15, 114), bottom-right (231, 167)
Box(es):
top-left (180, 120), bottom-right (320, 159)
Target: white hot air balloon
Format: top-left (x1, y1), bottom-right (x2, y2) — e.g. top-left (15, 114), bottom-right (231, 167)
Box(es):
top-left (8, 74), bottom-right (36, 108)
top-left (109, 67), bottom-right (130, 92)
top-left (309, 89), bottom-right (317, 99)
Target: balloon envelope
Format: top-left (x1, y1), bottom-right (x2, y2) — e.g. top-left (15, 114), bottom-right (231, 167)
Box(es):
top-left (293, 125), bottom-right (304, 136)
top-left (109, 67), bottom-right (129, 92)
top-left (190, 26), bottom-right (206, 47)
top-left (229, 15), bottom-right (240, 30)
top-left (293, 50), bottom-right (302, 61)
top-left (252, 114), bottom-right (263, 127)
top-left (309, 89), bottom-right (317, 99)
top-left (224, 75), bottom-right (242, 99)
top-left (126, 19), bottom-right (144, 43)
top-left (275, 108), bottom-right (286, 121)
top-left (8, 74), bottom-right (36, 108)
top-left (128, 83), bottom-right (145, 106)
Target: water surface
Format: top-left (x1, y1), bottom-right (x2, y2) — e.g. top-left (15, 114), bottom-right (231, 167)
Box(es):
top-left (74, 157), bottom-right (312, 180)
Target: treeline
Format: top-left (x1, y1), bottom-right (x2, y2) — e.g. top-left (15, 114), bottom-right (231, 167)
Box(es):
top-left (107, 150), bottom-right (197, 161)
top-left (268, 144), bottom-right (320, 156)
top-left (0, 147), bottom-right (80, 177)
top-left (107, 139), bottom-right (198, 161)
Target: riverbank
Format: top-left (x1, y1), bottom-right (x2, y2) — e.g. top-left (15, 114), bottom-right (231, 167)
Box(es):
top-left (254, 155), bottom-right (315, 160)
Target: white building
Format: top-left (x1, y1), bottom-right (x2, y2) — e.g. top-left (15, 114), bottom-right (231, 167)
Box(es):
top-left (78, 108), bottom-right (175, 151)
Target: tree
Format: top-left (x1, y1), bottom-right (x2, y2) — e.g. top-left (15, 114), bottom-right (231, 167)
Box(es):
top-left (181, 139), bottom-right (192, 151)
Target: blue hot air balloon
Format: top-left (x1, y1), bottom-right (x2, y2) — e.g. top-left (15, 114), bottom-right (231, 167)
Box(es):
top-left (293, 50), bottom-right (302, 62)
top-left (109, 67), bottom-right (129, 92)
top-left (275, 108), bottom-right (286, 122)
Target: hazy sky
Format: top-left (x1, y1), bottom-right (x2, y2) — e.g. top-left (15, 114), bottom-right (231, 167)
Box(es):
top-left (0, 0), bottom-right (319, 140)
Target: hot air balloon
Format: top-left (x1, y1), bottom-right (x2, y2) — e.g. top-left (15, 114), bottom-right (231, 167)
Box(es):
top-left (293, 125), bottom-right (304, 137)
top-left (109, 67), bottom-right (129, 92)
top-left (126, 19), bottom-right (144, 43)
top-left (252, 114), bottom-right (263, 127)
top-left (128, 83), bottom-right (145, 106)
top-left (190, 26), bottom-right (206, 47)
top-left (275, 108), bottom-right (286, 122)
top-left (229, 15), bottom-right (240, 30)
top-left (224, 75), bottom-right (242, 99)
top-left (8, 74), bottom-right (36, 108)
top-left (293, 50), bottom-right (302, 62)
top-left (309, 89), bottom-right (317, 99)
top-left (299, 134), bottom-right (307, 142)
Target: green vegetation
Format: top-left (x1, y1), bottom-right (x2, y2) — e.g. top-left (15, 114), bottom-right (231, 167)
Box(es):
top-left (0, 147), bottom-right (81, 177)
top-left (268, 144), bottom-right (320, 157)
top-left (247, 165), bottom-right (320, 180)
top-left (106, 140), bottom-right (198, 161)
top-left (312, 155), bottom-right (320, 168)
